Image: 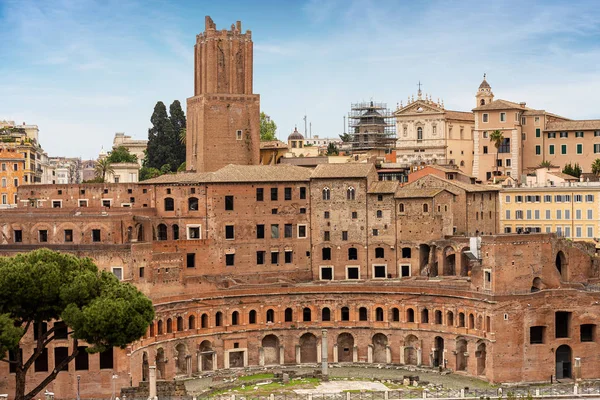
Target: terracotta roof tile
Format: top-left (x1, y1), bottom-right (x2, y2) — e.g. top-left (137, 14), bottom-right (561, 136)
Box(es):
top-left (210, 164), bottom-right (312, 182)
top-left (395, 188), bottom-right (447, 198)
top-left (311, 163), bottom-right (376, 179)
top-left (473, 99), bottom-right (531, 111)
top-left (260, 140), bottom-right (288, 149)
top-left (444, 110), bottom-right (475, 121)
top-left (545, 120), bottom-right (600, 131)
top-left (368, 181), bottom-right (399, 194)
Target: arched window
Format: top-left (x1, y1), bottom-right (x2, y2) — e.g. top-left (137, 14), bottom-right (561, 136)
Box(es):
top-left (423, 203), bottom-right (429, 213)
top-left (215, 312), bottom-right (222, 327)
top-left (407, 308), bottom-right (415, 322)
top-left (166, 318), bottom-right (173, 333)
top-left (285, 308), bottom-right (293, 322)
top-left (435, 310), bottom-right (442, 324)
top-left (188, 315), bottom-right (195, 330)
top-left (375, 247), bottom-right (384, 258)
top-left (391, 308), bottom-right (400, 322)
top-left (421, 309), bottom-right (429, 323)
top-left (447, 311), bottom-right (454, 326)
top-left (149, 322), bottom-right (155, 337)
top-left (460, 161), bottom-right (465, 167)
top-left (249, 310), bottom-right (257, 324)
top-left (359, 307), bottom-right (368, 321)
top-left (375, 307), bottom-right (384, 322)
top-left (417, 127), bottom-right (423, 140)
top-left (266, 309), bottom-right (275, 323)
top-left (157, 320), bottom-right (163, 335)
top-left (399, 203), bottom-right (405, 213)
top-left (468, 313), bottom-right (475, 329)
top-left (176, 316), bottom-right (184, 331)
top-left (201, 313), bottom-right (208, 328)
top-left (346, 187), bottom-right (355, 200)
top-left (188, 197), bottom-right (199, 211)
top-left (322, 188), bottom-right (331, 201)
top-left (172, 224), bottom-right (179, 240)
top-left (157, 224), bottom-right (167, 241)
top-left (458, 312), bottom-right (465, 327)
top-left (231, 311), bottom-right (239, 326)
top-left (303, 307), bottom-right (311, 322)
top-left (321, 307), bottom-right (331, 321)
top-left (376, 210), bottom-right (382, 218)
top-left (164, 197), bottom-right (174, 211)
top-left (341, 307), bottom-right (350, 321)
top-left (348, 247), bottom-right (358, 260)
top-left (480, 99), bottom-right (485, 106)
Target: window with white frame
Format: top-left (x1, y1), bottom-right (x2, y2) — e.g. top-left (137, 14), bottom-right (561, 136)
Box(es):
top-left (400, 264), bottom-right (411, 277)
top-left (575, 195), bottom-right (582, 203)
top-left (346, 266), bottom-right (360, 280)
top-left (483, 269), bottom-right (492, 290)
top-left (111, 267), bottom-right (123, 281)
top-left (373, 265), bottom-right (387, 279)
top-left (320, 266), bottom-right (333, 280)
top-left (586, 194), bottom-right (594, 202)
top-left (187, 224), bottom-right (202, 239)
top-left (505, 195), bottom-right (510, 203)
top-left (545, 210), bottom-right (551, 219)
top-left (482, 114), bottom-right (489, 123)
top-left (588, 209), bottom-right (593, 219)
top-left (587, 226), bottom-right (594, 238)
top-left (297, 224), bottom-right (307, 238)
top-left (500, 112), bottom-right (506, 122)
top-left (236, 130), bottom-right (243, 140)
top-left (505, 210), bottom-right (511, 219)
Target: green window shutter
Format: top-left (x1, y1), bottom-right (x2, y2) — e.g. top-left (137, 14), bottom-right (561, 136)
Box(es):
top-left (549, 145), bottom-right (555, 155)
top-left (577, 144), bottom-right (583, 154)
top-left (536, 128), bottom-right (540, 138)
top-left (536, 145), bottom-right (541, 155)
top-left (561, 144), bottom-right (567, 155)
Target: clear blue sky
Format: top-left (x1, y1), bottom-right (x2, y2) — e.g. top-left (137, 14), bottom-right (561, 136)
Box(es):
top-left (1, 0), bottom-right (599, 159)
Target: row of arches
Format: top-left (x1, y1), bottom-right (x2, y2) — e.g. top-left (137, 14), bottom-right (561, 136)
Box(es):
top-left (148, 306), bottom-right (491, 337)
top-left (321, 187), bottom-right (356, 201)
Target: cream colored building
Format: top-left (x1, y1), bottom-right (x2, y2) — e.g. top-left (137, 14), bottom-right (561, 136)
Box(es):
top-left (501, 182), bottom-right (600, 247)
top-left (112, 132), bottom-right (147, 166)
top-left (394, 90), bottom-right (474, 175)
top-left (107, 163), bottom-right (140, 183)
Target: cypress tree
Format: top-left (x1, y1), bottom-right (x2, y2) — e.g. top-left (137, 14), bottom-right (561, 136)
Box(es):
top-left (146, 101), bottom-right (178, 171)
top-left (169, 100), bottom-right (187, 169)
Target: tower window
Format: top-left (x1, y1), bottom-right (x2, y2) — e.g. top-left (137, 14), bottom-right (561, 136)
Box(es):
top-left (236, 130), bottom-right (242, 140)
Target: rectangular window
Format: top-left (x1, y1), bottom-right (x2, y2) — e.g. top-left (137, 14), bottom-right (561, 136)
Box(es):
top-left (586, 194), bottom-right (594, 202)
top-left (505, 210), bottom-right (511, 219)
top-left (351, 211), bottom-right (357, 219)
top-left (535, 128), bottom-right (541, 138)
top-left (544, 195), bottom-right (552, 203)
top-left (284, 224), bottom-right (293, 238)
top-left (555, 311), bottom-right (571, 338)
top-left (556, 210), bottom-right (562, 219)
top-left (298, 225), bottom-right (307, 238)
top-left (534, 210), bottom-right (540, 220)
top-left (236, 129), bottom-right (242, 140)
top-left (324, 211), bottom-right (330, 219)
top-left (373, 265), bottom-right (387, 278)
top-left (54, 347), bottom-right (69, 372)
top-left (256, 188), bottom-right (264, 201)
top-left (225, 195), bottom-right (234, 210)
top-left (521, 116), bottom-right (526, 125)
top-left (271, 224), bottom-right (279, 239)
top-left (565, 209), bottom-right (570, 220)
top-left (99, 348), bottom-right (114, 369)
top-left (575, 195), bottom-right (582, 203)
top-left (482, 113), bottom-right (488, 123)
top-left (372, 229), bottom-right (379, 236)
top-left (111, 267), bottom-right (123, 280)
top-left (187, 225), bottom-right (201, 239)
top-left (102, 199), bottom-right (111, 208)
top-left (271, 188), bottom-right (278, 201)
top-left (515, 210), bottom-right (523, 219)
top-left (299, 207), bottom-right (306, 214)
top-left (323, 231), bottom-right (330, 241)
top-left (576, 144), bottom-right (582, 154)
top-left (565, 226), bottom-right (571, 238)
top-left (483, 146), bottom-right (488, 154)
top-left (35, 349), bottom-right (49, 372)
top-left (515, 195), bottom-right (523, 203)
top-left (506, 159), bottom-right (511, 167)
top-left (271, 251), bottom-right (279, 264)
top-left (595, 144), bottom-right (600, 154)
top-left (526, 210), bottom-right (532, 220)
top-left (549, 145), bottom-right (555, 155)
top-left (39, 230), bottom-right (48, 243)
top-left (342, 231), bottom-right (348, 241)
top-left (530, 326), bottom-right (545, 344)
top-left (581, 324), bottom-right (596, 342)
top-left (588, 210), bottom-right (593, 219)
top-left (588, 226), bottom-right (594, 238)
top-left (225, 225), bottom-right (235, 240)
top-left (64, 229), bottom-right (73, 243)
top-left (284, 250), bottom-right (293, 264)
top-left (576, 226), bottom-right (582, 238)
top-left (347, 266), bottom-right (360, 280)
top-left (535, 145), bottom-right (541, 155)
top-left (14, 230), bottom-right (22, 243)
top-left (576, 131), bottom-right (584, 138)
top-left (186, 253), bottom-right (195, 268)
top-left (500, 112), bottom-right (506, 122)
top-left (504, 227), bottom-right (512, 233)
top-left (256, 224), bottom-right (265, 239)
top-left (255, 250), bottom-right (265, 265)
top-left (225, 254), bottom-right (235, 266)
top-left (75, 346), bottom-right (89, 370)
top-left (299, 187), bottom-right (306, 199)
top-left (320, 266), bottom-right (333, 280)
top-left (284, 187), bottom-right (292, 200)
top-left (505, 195), bottom-right (511, 203)
top-left (322, 247), bottom-right (331, 260)
top-left (576, 209), bottom-right (582, 219)
top-left (560, 131), bottom-right (568, 138)
top-left (92, 229), bottom-right (101, 242)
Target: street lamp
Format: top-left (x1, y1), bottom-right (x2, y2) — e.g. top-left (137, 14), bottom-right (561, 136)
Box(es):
top-left (111, 374), bottom-right (118, 400)
top-left (76, 375), bottom-right (80, 400)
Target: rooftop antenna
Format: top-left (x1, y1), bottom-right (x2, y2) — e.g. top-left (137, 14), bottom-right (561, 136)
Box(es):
top-left (303, 114), bottom-right (307, 138)
top-left (309, 122), bottom-right (312, 138)
top-left (343, 116), bottom-right (346, 134)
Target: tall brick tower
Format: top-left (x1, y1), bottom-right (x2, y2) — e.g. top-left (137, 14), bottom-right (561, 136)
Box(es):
top-left (186, 16), bottom-right (260, 172)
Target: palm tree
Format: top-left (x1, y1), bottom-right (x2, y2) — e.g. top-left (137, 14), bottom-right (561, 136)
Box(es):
top-left (592, 159), bottom-right (600, 176)
top-left (489, 129), bottom-right (504, 179)
top-left (179, 128), bottom-right (186, 144)
top-left (94, 158), bottom-right (115, 182)
top-left (538, 160), bottom-right (553, 169)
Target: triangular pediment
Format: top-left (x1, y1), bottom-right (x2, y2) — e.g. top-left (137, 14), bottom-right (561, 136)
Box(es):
top-left (393, 100), bottom-right (445, 116)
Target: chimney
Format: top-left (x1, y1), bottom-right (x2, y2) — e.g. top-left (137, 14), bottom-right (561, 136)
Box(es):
top-left (519, 102), bottom-right (526, 108)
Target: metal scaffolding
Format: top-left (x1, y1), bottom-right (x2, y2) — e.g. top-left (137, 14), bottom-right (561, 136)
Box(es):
top-left (347, 101), bottom-right (396, 152)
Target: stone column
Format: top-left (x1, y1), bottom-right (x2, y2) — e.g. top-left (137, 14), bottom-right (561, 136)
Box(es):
top-left (243, 350), bottom-right (248, 367)
top-left (386, 346), bottom-right (392, 364)
top-left (212, 353), bottom-right (217, 370)
top-left (186, 355), bottom-right (192, 377)
top-left (352, 346), bottom-right (358, 362)
top-left (367, 345), bottom-right (373, 363)
top-left (197, 352), bottom-right (203, 372)
top-left (224, 350), bottom-right (230, 369)
top-left (148, 366), bottom-right (157, 400)
top-left (333, 344), bottom-right (339, 363)
top-left (574, 357), bottom-right (582, 381)
top-left (417, 348), bottom-right (422, 366)
top-left (295, 345), bottom-right (301, 364)
top-left (321, 329), bottom-right (328, 378)
top-left (400, 346), bottom-right (405, 364)
top-left (259, 347), bottom-right (265, 366)
top-left (279, 346), bottom-right (285, 365)
top-left (317, 343), bottom-right (322, 363)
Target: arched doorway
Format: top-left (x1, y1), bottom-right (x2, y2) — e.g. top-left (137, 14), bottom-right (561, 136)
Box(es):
top-left (433, 336), bottom-right (444, 368)
top-left (156, 348), bottom-right (166, 379)
top-left (299, 333), bottom-right (318, 363)
top-left (372, 333), bottom-right (388, 363)
top-left (556, 345), bottom-right (572, 379)
top-left (556, 251), bottom-right (567, 279)
top-left (142, 352), bottom-right (149, 381)
top-left (199, 340), bottom-right (214, 371)
top-left (443, 247), bottom-right (455, 275)
top-left (531, 277), bottom-right (542, 292)
top-left (476, 342), bottom-right (486, 375)
top-left (337, 333), bottom-right (354, 362)
top-left (175, 343), bottom-right (186, 375)
top-left (404, 334), bottom-right (419, 365)
top-left (455, 338), bottom-right (467, 371)
top-left (262, 335), bottom-right (280, 365)
top-left (460, 248), bottom-right (470, 276)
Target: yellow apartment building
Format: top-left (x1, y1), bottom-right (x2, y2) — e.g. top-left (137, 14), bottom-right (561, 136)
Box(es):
top-left (501, 183), bottom-right (600, 247)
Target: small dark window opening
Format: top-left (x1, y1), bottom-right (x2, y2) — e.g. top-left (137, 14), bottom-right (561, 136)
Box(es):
top-left (256, 188), bottom-right (264, 201)
top-left (348, 247), bottom-right (358, 260)
top-left (189, 197), bottom-right (199, 211)
top-left (54, 347), bottom-right (68, 371)
top-left (249, 310), bottom-right (257, 324)
top-left (64, 229), bottom-right (73, 242)
top-left (341, 307), bottom-right (350, 321)
top-left (303, 307), bottom-right (311, 321)
top-left (556, 311), bottom-right (571, 338)
top-left (225, 254), bottom-right (235, 266)
top-left (35, 349), bottom-right (49, 372)
top-left (375, 247), bottom-right (384, 258)
top-left (99, 348), bottom-right (114, 369)
top-left (322, 247), bottom-right (331, 260)
top-left (186, 253), bottom-right (195, 268)
top-left (402, 247), bottom-right (411, 258)
top-left (359, 307), bottom-right (368, 321)
top-left (581, 324), bottom-right (595, 342)
top-left (322, 307), bottom-right (331, 321)
top-left (285, 308), bottom-right (293, 322)
top-left (75, 346), bottom-right (89, 370)
top-left (92, 229), bottom-right (101, 242)
top-left (284, 187), bottom-right (292, 200)
top-left (530, 326), bottom-right (545, 344)
top-left (224, 195), bottom-right (234, 210)
top-left (271, 187), bottom-right (278, 201)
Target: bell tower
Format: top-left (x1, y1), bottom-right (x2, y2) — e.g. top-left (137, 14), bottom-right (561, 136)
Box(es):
top-left (476, 74), bottom-right (494, 107)
top-left (186, 16), bottom-right (260, 172)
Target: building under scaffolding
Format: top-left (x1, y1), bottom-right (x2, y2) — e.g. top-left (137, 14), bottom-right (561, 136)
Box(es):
top-left (347, 101), bottom-right (396, 152)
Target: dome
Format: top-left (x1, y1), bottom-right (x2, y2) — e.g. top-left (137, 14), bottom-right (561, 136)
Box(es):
top-left (288, 127), bottom-right (304, 140)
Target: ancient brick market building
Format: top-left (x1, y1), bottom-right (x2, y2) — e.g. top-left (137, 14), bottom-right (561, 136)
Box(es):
top-left (1, 15), bottom-right (600, 400)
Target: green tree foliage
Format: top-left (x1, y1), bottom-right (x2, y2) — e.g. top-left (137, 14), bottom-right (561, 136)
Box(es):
top-left (563, 162), bottom-right (582, 178)
top-left (107, 146), bottom-right (137, 164)
top-left (538, 160), bottom-right (553, 168)
top-left (260, 112), bottom-right (277, 141)
top-left (489, 129), bottom-right (504, 178)
top-left (0, 249), bottom-right (154, 400)
top-left (592, 159), bottom-right (600, 176)
top-left (94, 158), bottom-right (114, 182)
top-left (326, 142), bottom-right (339, 156)
top-left (339, 132), bottom-right (352, 142)
top-left (139, 167), bottom-right (161, 181)
top-left (145, 101), bottom-right (185, 172)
